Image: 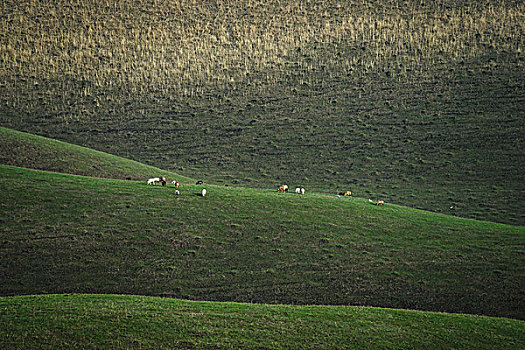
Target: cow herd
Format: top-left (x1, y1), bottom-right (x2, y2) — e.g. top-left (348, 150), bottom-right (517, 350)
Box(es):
top-left (278, 185), bottom-right (305, 195)
top-left (147, 177), bottom-right (385, 205)
top-left (147, 178), bottom-right (205, 196)
top-left (277, 184), bottom-right (385, 205)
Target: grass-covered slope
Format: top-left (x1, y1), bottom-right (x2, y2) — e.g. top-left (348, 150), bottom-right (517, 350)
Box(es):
top-left (0, 127), bottom-right (192, 183)
top-left (0, 0), bottom-right (525, 225)
top-left (1, 0), bottom-right (524, 225)
top-left (1, 295), bottom-right (524, 350)
top-left (1, 165), bottom-right (523, 319)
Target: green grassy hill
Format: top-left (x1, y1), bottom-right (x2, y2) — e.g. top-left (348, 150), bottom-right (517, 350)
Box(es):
top-left (1, 164), bottom-right (523, 319)
top-left (1, 294), bottom-right (523, 349)
top-left (1, 132), bottom-right (523, 347)
top-left (1, 0), bottom-right (523, 225)
top-left (1, 1), bottom-right (524, 346)
top-left (0, 127), bottom-right (192, 183)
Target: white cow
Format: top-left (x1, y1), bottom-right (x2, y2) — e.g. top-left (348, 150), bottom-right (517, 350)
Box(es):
top-left (301, 188), bottom-right (305, 195)
top-left (295, 187), bottom-right (301, 194)
top-left (147, 177), bottom-right (160, 185)
top-left (201, 189), bottom-right (207, 197)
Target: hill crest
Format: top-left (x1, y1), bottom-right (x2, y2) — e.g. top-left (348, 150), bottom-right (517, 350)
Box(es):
top-left (0, 127), bottom-right (193, 183)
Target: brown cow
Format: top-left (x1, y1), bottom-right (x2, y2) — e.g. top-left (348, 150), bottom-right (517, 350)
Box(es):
top-left (277, 185), bottom-right (289, 192)
top-left (343, 191), bottom-right (352, 197)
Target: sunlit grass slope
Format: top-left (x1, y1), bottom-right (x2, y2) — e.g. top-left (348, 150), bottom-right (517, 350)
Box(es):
top-left (0, 127), bottom-right (192, 183)
top-left (1, 0), bottom-right (523, 225)
top-left (1, 165), bottom-right (523, 319)
top-left (1, 294), bottom-right (524, 349)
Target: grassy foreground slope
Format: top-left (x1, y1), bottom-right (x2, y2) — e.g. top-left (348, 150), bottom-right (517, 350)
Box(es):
top-left (1, 295), bottom-right (524, 350)
top-left (1, 0), bottom-right (523, 225)
top-left (1, 165), bottom-right (523, 319)
top-left (0, 127), bottom-right (192, 183)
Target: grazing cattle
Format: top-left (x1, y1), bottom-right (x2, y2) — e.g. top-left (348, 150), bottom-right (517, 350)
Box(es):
top-left (171, 181), bottom-right (180, 189)
top-left (161, 177), bottom-right (167, 187)
top-left (376, 200), bottom-right (385, 206)
top-left (201, 189), bottom-right (207, 197)
top-left (147, 177), bottom-right (160, 185)
top-left (344, 191), bottom-right (352, 197)
top-left (300, 188), bottom-right (305, 195)
top-left (277, 185), bottom-right (289, 192)
top-left (175, 190), bottom-right (180, 195)
top-left (196, 180), bottom-right (203, 185)
top-left (295, 187), bottom-right (301, 194)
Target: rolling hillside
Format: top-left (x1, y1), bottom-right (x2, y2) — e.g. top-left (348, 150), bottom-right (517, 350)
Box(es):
top-left (1, 132), bottom-right (523, 347)
top-left (1, 163), bottom-right (523, 319)
top-left (1, 294), bottom-right (524, 349)
top-left (1, 0), bottom-right (524, 346)
top-left (1, 0), bottom-right (523, 224)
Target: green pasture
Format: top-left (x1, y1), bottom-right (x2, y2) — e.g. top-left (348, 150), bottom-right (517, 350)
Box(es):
top-left (1, 294), bottom-right (523, 349)
top-left (1, 165), bottom-right (523, 319)
top-left (0, 1), bottom-right (524, 347)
